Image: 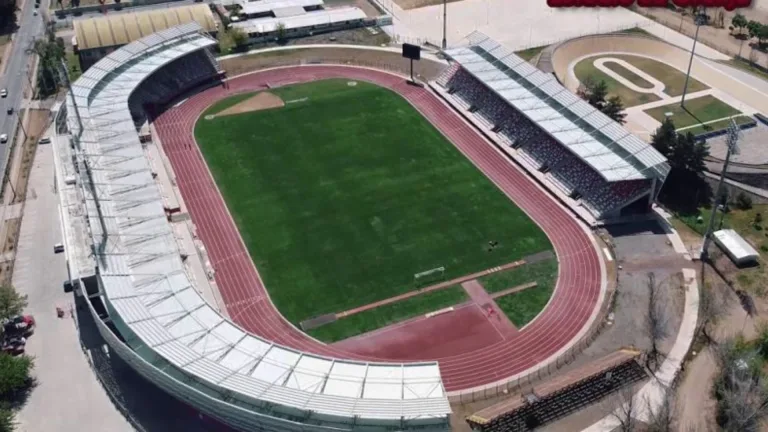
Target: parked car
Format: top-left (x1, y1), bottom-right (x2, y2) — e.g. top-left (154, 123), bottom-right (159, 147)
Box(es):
top-left (1, 340), bottom-right (24, 355)
top-left (6, 107), bottom-right (12, 115)
top-left (0, 89), bottom-right (6, 98)
top-left (0, 134), bottom-right (7, 144)
top-left (3, 315), bottom-right (35, 337)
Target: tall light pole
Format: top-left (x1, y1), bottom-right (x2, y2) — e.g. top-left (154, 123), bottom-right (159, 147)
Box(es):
top-left (441, 0), bottom-right (447, 50)
top-left (700, 119), bottom-right (741, 260)
top-left (681, 10), bottom-right (707, 109)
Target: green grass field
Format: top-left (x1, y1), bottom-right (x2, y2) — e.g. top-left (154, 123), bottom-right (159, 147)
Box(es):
top-left (574, 54), bottom-right (708, 107)
top-left (574, 57), bottom-right (661, 107)
top-left (515, 45), bottom-right (547, 62)
top-left (480, 258), bottom-right (558, 326)
top-left (607, 54), bottom-right (708, 97)
top-left (195, 79), bottom-right (554, 329)
top-left (602, 61), bottom-right (654, 89)
top-left (644, 95), bottom-right (743, 129)
top-left (681, 115), bottom-right (754, 136)
top-left (308, 285), bottom-right (469, 342)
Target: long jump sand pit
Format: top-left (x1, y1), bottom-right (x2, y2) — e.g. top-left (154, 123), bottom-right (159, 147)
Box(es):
top-left (216, 92), bottom-right (285, 117)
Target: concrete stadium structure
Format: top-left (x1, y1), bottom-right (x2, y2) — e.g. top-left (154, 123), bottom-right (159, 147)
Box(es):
top-left (53, 22), bottom-right (451, 431)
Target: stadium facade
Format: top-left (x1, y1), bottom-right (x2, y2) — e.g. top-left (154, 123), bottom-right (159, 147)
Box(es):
top-left (53, 22), bottom-right (451, 432)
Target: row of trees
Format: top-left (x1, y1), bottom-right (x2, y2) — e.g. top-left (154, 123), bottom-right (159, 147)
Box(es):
top-left (0, 285), bottom-right (34, 432)
top-left (27, 22), bottom-right (66, 99)
top-left (730, 13), bottom-right (768, 49)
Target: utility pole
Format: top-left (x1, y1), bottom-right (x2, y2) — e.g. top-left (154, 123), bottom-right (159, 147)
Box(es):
top-left (442, 0), bottom-right (447, 50)
top-left (700, 119), bottom-right (740, 260)
top-left (681, 10), bottom-right (707, 108)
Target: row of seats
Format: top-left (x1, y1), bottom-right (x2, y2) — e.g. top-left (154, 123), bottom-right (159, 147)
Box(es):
top-left (129, 49), bottom-right (220, 127)
top-left (439, 66), bottom-right (652, 218)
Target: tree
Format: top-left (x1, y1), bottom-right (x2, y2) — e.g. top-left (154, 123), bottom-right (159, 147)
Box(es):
top-left (645, 385), bottom-right (677, 432)
top-left (736, 192), bottom-right (753, 210)
top-left (651, 118), bottom-right (711, 211)
top-left (26, 23), bottom-right (66, 98)
top-left (0, 354), bottom-right (33, 400)
top-left (608, 386), bottom-right (638, 432)
top-left (0, 404), bottom-right (14, 432)
top-left (275, 22), bottom-right (287, 42)
top-left (698, 281), bottom-right (728, 343)
top-left (645, 272), bottom-right (670, 370)
top-left (229, 27), bottom-right (248, 50)
top-left (747, 20), bottom-right (762, 40)
top-left (757, 24), bottom-right (768, 48)
top-left (603, 95), bottom-right (627, 124)
top-left (577, 78), bottom-right (627, 124)
top-left (711, 339), bottom-right (768, 432)
top-left (731, 13), bottom-right (748, 35)
top-left (0, 285), bottom-right (27, 322)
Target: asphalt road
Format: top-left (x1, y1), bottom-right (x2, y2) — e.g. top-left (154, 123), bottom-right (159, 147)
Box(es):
top-left (0, 0), bottom-right (46, 178)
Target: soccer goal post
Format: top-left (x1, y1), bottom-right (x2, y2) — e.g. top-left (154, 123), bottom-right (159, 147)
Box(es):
top-left (414, 266), bottom-right (445, 288)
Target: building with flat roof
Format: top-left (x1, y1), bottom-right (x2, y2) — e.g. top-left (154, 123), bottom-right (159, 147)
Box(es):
top-left (73, 4), bottom-right (218, 70)
top-left (54, 22), bottom-right (451, 431)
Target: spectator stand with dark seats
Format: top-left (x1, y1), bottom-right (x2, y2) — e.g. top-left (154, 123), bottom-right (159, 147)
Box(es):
top-left (434, 64), bottom-right (655, 221)
top-left (466, 349), bottom-right (648, 432)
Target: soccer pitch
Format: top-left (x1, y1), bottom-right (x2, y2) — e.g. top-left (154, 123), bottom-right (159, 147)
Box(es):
top-left (194, 79), bottom-right (554, 328)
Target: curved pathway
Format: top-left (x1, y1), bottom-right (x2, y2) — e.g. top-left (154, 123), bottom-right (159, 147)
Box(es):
top-left (152, 65), bottom-right (603, 392)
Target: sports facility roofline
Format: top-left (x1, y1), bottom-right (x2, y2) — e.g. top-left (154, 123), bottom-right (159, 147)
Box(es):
top-left (64, 21), bottom-right (450, 427)
top-left (444, 32), bottom-right (670, 183)
top-left (231, 7), bottom-right (367, 35)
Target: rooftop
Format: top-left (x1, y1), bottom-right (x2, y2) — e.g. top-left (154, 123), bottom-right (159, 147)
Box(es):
top-left (64, 21), bottom-right (450, 424)
top-left (237, 0), bottom-right (324, 15)
top-left (444, 32), bottom-right (670, 182)
top-left (231, 7), bottom-right (366, 34)
top-left (73, 4), bottom-right (217, 51)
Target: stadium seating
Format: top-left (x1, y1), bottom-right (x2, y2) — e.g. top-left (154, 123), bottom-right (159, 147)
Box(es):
top-left (438, 65), bottom-right (656, 219)
top-left (129, 49), bottom-right (220, 126)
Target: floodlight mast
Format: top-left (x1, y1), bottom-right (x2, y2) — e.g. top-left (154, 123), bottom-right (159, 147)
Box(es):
top-left (681, 9), bottom-right (707, 108)
top-left (442, 0), bottom-right (447, 50)
top-left (700, 119), bottom-right (740, 260)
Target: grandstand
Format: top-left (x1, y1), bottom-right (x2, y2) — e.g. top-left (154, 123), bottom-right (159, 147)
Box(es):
top-left (434, 32), bottom-right (670, 223)
top-left (53, 22), bottom-right (451, 431)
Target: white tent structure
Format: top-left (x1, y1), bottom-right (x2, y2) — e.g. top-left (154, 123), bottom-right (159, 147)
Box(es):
top-left (54, 22), bottom-right (451, 431)
top-left (713, 229), bottom-right (759, 266)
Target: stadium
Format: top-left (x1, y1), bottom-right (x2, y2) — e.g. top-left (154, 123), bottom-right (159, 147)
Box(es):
top-left (50, 20), bottom-right (668, 432)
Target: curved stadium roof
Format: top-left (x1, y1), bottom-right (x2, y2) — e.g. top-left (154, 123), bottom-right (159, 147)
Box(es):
top-left (63, 21), bottom-right (450, 430)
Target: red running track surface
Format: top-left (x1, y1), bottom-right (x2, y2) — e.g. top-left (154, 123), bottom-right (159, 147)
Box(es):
top-left (152, 66), bottom-right (602, 392)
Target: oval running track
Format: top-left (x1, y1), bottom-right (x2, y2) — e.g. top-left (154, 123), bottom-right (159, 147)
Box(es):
top-left (152, 65), bottom-right (603, 392)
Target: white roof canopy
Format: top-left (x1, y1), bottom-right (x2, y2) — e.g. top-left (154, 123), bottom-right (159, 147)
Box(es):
top-left (232, 7), bottom-right (366, 34)
top-left (66, 22), bottom-right (450, 424)
top-left (444, 32), bottom-right (670, 183)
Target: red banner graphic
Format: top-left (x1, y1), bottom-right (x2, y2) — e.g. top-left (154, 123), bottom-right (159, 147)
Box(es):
top-left (547, 0), bottom-right (751, 11)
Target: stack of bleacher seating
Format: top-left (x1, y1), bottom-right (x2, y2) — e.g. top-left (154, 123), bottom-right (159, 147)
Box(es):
top-left (128, 49), bottom-right (220, 127)
top-left (438, 64), bottom-right (656, 220)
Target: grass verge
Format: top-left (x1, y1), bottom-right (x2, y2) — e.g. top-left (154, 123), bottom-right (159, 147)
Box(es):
top-left (308, 285), bottom-right (468, 342)
top-left (492, 259), bottom-right (558, 327)
top-left (644, 95), bottom-right (742, 129)
top-left (607, 54), bottom-right (707, 96)
top-left (602, 60), bottom-right (655, 89)
top-left (574, 56), bottom-right (661, 107)
top-left (478, 258), bottom-right (558, 294)
top-left (682, 115), bottom-right (754, 136)
top-left (515, 45), bottom-right (547, 62)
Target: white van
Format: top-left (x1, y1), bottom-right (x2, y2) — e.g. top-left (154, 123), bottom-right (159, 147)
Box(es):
top-left (53, 243), bottom-right (64, 253)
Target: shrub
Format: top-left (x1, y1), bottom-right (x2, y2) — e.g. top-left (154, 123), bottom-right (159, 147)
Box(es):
top-left (736, 192), bottom-right (753, 210)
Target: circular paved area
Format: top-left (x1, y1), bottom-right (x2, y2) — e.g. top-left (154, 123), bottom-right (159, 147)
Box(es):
top-left (152, 65), bottom-right (604, 392)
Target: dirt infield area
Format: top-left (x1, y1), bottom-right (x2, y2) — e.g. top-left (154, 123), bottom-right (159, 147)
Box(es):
top-left (217, 92), bottom-right (285, 117)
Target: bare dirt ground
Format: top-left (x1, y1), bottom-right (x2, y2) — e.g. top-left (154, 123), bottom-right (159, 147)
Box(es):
top-left (391, 0), bottom-right (463, 10)
top-left (215, 92), bottom-right (284, 117)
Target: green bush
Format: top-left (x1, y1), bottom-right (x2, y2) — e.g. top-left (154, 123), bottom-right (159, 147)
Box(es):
top-left (736, 192), bottom-right (753, 210)
top-left (0, 354), bottom-right (34, 400)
